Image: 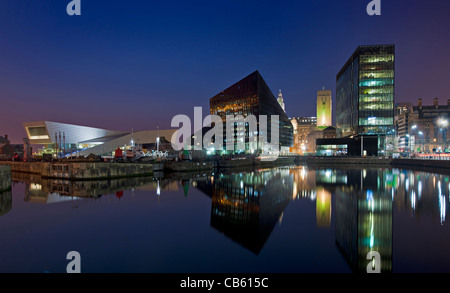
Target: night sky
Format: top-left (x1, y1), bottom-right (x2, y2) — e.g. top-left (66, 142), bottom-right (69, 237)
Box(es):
top-left (1, 0), bottom-right (450, 143)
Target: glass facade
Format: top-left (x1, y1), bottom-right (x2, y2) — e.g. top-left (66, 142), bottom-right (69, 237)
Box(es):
top-left (210, 71), bottom-right (293, 154)
top-left (337, 45), bottom-right (395, 137)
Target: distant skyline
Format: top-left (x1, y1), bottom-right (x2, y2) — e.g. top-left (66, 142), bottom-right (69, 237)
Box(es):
top-left (1, 0), bottom-right (450, 143)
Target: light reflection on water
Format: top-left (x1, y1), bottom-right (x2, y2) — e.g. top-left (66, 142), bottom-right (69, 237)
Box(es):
top-left (0, 166), bottom-right (449, 273)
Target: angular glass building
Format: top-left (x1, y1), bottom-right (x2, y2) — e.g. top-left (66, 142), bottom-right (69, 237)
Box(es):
top-left (210, 71), bottom-right (293, 154)
top-left (336, 45), bottom-right (395, 137)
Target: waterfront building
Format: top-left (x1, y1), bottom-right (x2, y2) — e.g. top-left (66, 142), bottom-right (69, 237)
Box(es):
top-left (290, 118), bottom-right (300, 154)
top-left (317, 89), bottom-right (332, 127)
top-left (394, 102), bottom-right (414, 152)
top-left (322, 126), bottom-right (340, 139)
top-left (0, 135), bottom-right (10, 160)
top-left (336, 45), bottom-right (395, 138)
top-left (410, 98), bottom-right (450, 153)
top-left (22, 121), bottom-right (177, 157)
top-left (0, 135), bottom-right (26, 160)
top-left (316, 135), bottom-right (379, 156)
top-left (209, 71), bottom-right (293, 155)
top-left (277, 90), bottom-right (286, 113)
top-left (392, 98), bottom-right (450, 154)
top-left (290, 117), bottom-right (320, 155)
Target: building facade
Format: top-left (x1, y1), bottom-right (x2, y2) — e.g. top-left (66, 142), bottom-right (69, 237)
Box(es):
top-left (317, 89), bottom-right (332, 127)
top-left (210, 71), bottom-right (293, 155)
top-left (336, 45), bottom-right (395, 138)
top-left (290, 117), bottom-right (320, 155)
top-left (394, 102), bottom-right (413, 152)
top-left (411, 98), bottom-right (450, 153)
top-left (0, 135), bottom-right (27, 160)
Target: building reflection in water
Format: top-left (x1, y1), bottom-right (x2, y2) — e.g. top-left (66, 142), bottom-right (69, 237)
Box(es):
top-left (316, 187), bottom-right (331, 228)
top-left (291, 167), bottom-right (336, 228)
top-left (391, 169), bottom-right (450, 225)
top-left (13, 172), bottom-right (186, 206)
top-left (10, 165), bottom-right (450, 271)
top-left (0, 189), bottom-right (12, 217)
top-left (332, 169), bottom-right (393, 273)
top-left (197, 168), bottom-right (293, 255)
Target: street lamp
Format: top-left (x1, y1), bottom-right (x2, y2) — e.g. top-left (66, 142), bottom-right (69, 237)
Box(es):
top-left (408, 124), bottom-right (418, 155)
top-left (438, 118), bottom-right (449, 127)
top-left (438, 118), bottom-right (449, 153)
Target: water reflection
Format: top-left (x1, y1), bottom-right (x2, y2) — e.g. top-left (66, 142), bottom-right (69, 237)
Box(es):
top-left (332, 169), bottom-right (393, 273)
top-left (392, 170), bottom-right (449, 225)
top-left (316, 187), bottom-right (331, 228)
top-left (12, 172), bottom-right (188, 205)
top-left (0, 190), bottom-right (12, 216)
top-left (197, 169), bottom-right (293, 255)
top-left (8, 165), bottom-right (450, 272)
top-left (196, 166), bottom-right (449, 271)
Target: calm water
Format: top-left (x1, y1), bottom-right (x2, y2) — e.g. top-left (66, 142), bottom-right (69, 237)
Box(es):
top-left (0, 166), bottom-right (449, 273)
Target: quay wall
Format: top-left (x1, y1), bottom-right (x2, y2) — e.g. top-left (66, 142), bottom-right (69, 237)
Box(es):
top-left (297, 156), bottom-right (450, 170)
top-left (297, 157), bottom-right (392, 167)
top-left (0, 162), bottom-right (154, 180)
top-left (164, 161), bottom-right (215, 172)
top-left (217, 156), bottom-right (296, 169)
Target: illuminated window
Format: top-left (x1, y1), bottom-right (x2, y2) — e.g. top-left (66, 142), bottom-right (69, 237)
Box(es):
top-left (27, 127), bottom-right (50, 140)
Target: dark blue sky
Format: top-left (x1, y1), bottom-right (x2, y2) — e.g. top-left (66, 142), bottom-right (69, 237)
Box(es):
top-left (1, 0), bottom-right (450, 143)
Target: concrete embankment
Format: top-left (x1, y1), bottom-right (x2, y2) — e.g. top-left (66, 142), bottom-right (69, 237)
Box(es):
top-left (0, 162), bottom-right (154, 180)
top-left (0, 166), bottom-right (11, 193)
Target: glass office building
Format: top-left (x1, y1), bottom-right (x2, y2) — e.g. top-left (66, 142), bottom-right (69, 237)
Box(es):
top-left (210, 71), bottom-right (293, 154)
top-left (336, 45), bottom-right (395, 137)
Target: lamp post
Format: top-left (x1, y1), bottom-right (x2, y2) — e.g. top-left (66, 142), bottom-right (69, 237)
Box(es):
top-left (438, 118), bottom-right (448, 154)
top-left (409, 124), bottom-right (417, 156)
